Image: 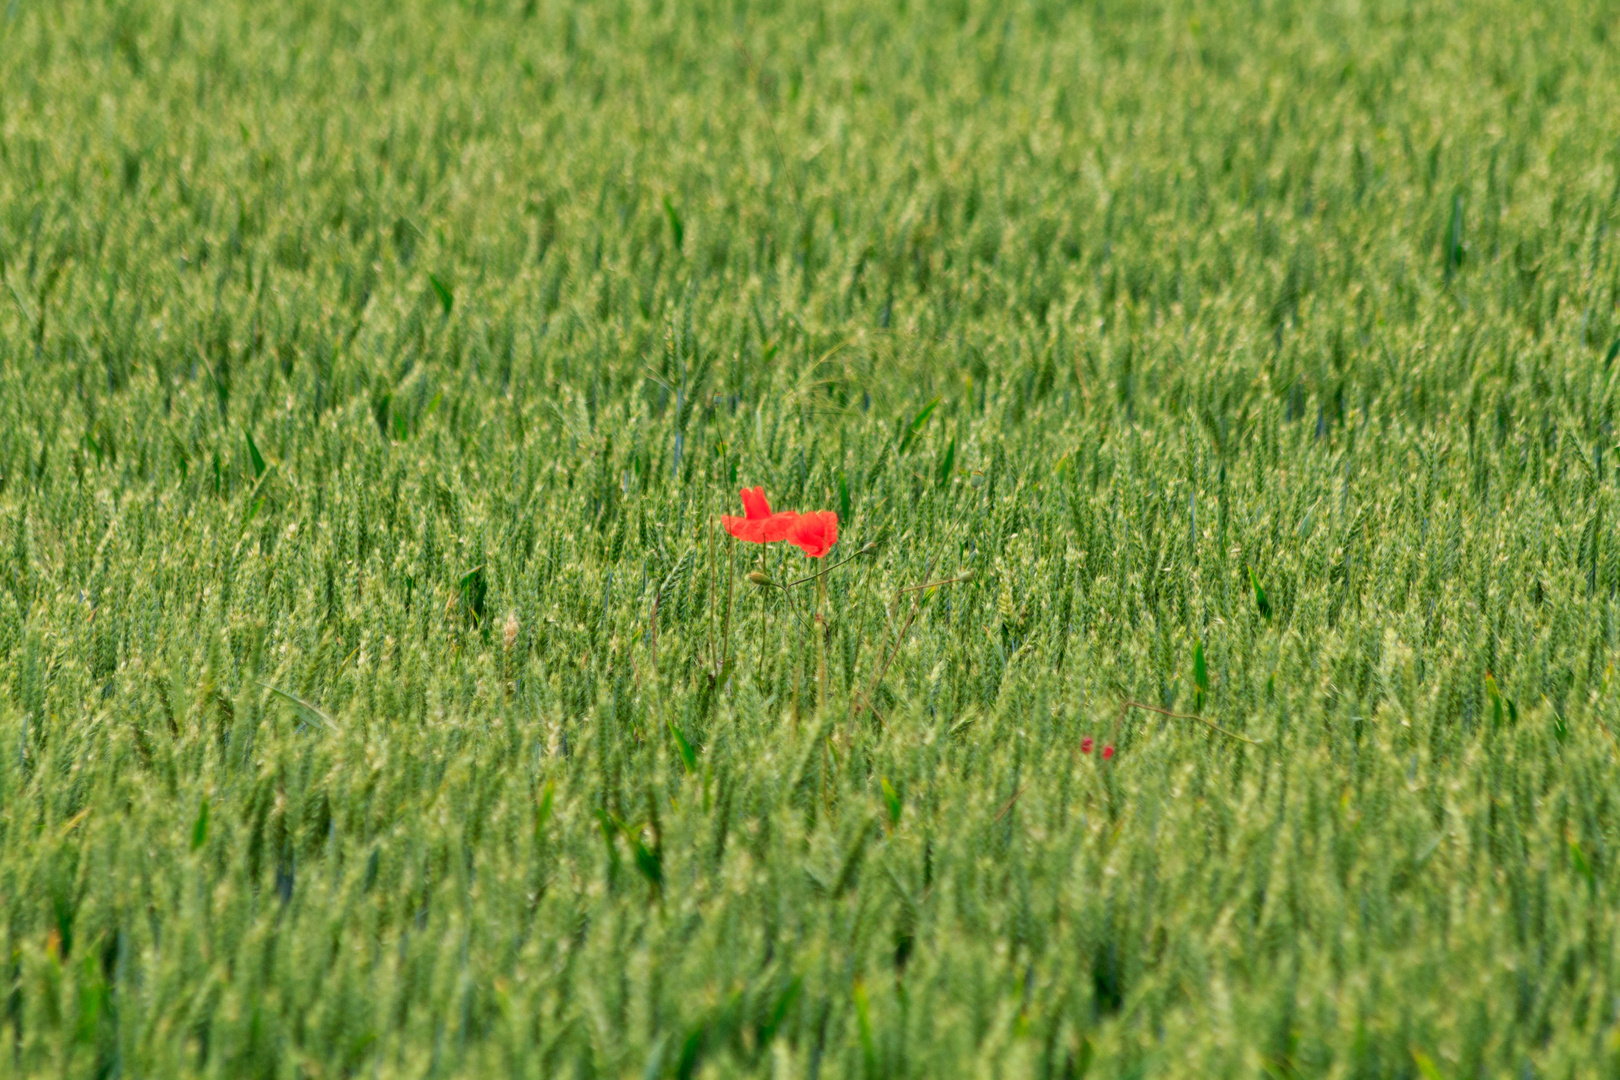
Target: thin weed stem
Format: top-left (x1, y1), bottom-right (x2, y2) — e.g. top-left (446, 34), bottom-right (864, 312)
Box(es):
top-left (1117, 699), bottom-right (1265, 746)
top-left (782, 542), bottom-right (878, 588)
top-left (900, 571), bottom-right (975, 593)
top-left (853, 560), bottom-right (966, 722)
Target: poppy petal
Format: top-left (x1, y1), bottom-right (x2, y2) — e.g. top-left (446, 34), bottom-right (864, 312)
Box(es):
top-left (739, 486), bottom-right (772, 520)
top-left (789, 510), bottom-right (838, 558)
top-left (759, 511), bottom-right (800, 542)
top-left (722, 514), bottom-right (771, 543)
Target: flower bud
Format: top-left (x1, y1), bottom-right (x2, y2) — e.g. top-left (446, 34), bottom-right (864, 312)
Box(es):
top-left (747, 571), bottom-right (774, 587)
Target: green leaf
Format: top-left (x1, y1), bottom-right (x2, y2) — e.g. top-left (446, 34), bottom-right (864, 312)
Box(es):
top-left (1442, 192), bottom-right (1465, 283)
top-left (668, 720), bottom-right (698, 774)
top-left (631, 835), bottom-right (663, 892)
top-left (676, 1026), bottom-right (703, 1080)
top-left (1570, 837), bottom-right (1594, 886)
top-left (853, 979), bottom-right (876, 1078)
top-left (190, 796), bottom-right (209, 851)
top-left (759, 975), bottom-right (802, 1046)
top-left (598, 809), bottom-right (662, 898)
top-left (614, 815), bottom-right (662, 894)
top-left (259, 681), bottom-right (341, 733)
top-left (458, 565), bottom-right (487, 627)
top-left (534, 782), bottom-right (554, 847)
top-left (594, 809), bottom-right (621, 876)
top-left (168, 430), bottom-right (189, 481)
top-left (1075, 1036), bottom-right (1093, 1077)
top-left (880, 776), bottom-right (902, 827)
top-left (897, 396), bottom-right (940, 456)
top-left (662, 194), bottom-right (684, 251)
top-left (937, 435), bottom-right (957, 488)
top-left (246, 430), bottom-right (266, 479)
top-left (372, 392), bottom-right (393, 439)
top-left (1248, 565), bottom-right (1271, 620)
top-left (1411, 1047), bottom-right (1447, 1080)
top-left (1193, 639), bottom-right (1208, 713)
top-left (832, 819), bottom-right (877, 897)
top-left (837, 468), bottom-right (851, 525)
top-left (429, 273), bottom-right (453, 315)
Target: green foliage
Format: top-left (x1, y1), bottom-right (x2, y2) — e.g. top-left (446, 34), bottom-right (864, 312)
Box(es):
top-left (1192, 639), bottom-right (1208, 714)
top-left (1248, 565), bottom-right (1271, 622)
top-left (244, 430), bottom-right (266, 481)
top-left (2, 0), bottom-right (1620, 1076)
top-left (428, 274), bottom-right (455, 317)
top-left (897, 396), bottom-right (940, 457)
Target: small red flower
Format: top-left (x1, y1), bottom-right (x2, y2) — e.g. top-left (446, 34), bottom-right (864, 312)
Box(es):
top-left (721, 487), bottom-right (800, 544)
top-left (1080, 736), bottom-right (1093, 754)
top-left (788, 510), bottom-right (838, 558)
top-left (1101, 745), bottom-right (1115, 761)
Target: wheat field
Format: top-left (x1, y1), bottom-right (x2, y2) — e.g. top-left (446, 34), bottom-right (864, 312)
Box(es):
top-left (3, 1), bottom-right (1620, 1076)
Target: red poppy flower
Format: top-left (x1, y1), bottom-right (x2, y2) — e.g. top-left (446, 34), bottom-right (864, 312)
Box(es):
top-left (739, 485), bottom-right (770, 520)
top-left (788, 510), bottom-right (838, 558)
top-left (1101, 745), bottom-right (1115, 761)
top-left (1080, 736), bottom-right (1093, 754)
top-left (721, 487), bottom-right (800, 543)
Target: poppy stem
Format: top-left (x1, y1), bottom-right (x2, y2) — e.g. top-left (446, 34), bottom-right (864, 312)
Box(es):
top-left (782, 542), bottom-right (877, 589)
top-left (719, 535), bottom-right (735, 682)
top-left (815, 568), bottom-right (829, 709)
top-left (853, 567), bottom-right (930, 723)
top-left (851, 562), bottom-right (965, 721)
top-left (757, 556), bottom-right (768, 684)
